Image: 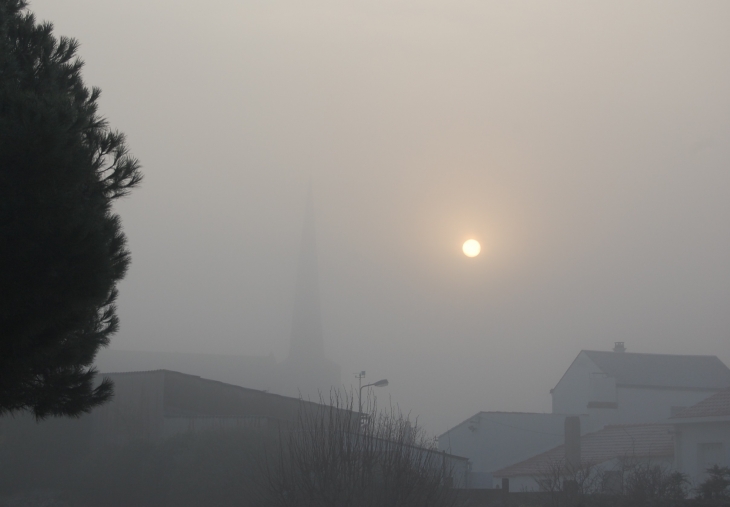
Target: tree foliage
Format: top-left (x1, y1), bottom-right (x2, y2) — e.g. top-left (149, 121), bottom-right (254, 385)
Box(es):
top-left (0, 0), bottom-right (141, 418)
top-left (621, 462), bottom-right (688, 507)
top-left (698, 465), bottom-right (730, 500)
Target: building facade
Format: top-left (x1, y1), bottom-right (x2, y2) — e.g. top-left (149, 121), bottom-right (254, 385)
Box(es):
top-left (90, 369), bottom-right (308, 446)
top-left (552, 344), bottom-right (730, 429)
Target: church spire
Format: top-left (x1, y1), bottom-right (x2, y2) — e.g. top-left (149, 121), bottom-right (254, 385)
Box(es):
top-left (282, 185), bottom-right (341, 398)
top-left (288, 186), bottom-right (324, 362)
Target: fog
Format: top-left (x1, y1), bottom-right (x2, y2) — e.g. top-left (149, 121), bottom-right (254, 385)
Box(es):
top-left (28, 0), bottom-right (730, 434)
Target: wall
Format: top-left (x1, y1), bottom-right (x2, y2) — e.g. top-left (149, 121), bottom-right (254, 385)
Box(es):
top-left (449, 455), bottom-right (471, 489)
top-left (675, 419), bottom-right (730, 487)
top-left (614, 388), bottom-right (718, 425)
top-left (162, 415), bottom-right (275, 438)
top-left (163, 371), bottom-right (296, 418)
top-left (90, 370), bottom-right (355, 445)
top-left (91, 371), bottom-right (166, 445)
top-left (552, 352), bottom-right (602, 417)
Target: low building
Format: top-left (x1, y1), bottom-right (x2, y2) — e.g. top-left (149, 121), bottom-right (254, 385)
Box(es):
top-left (90, 369), bottom-right (312, 446)
top-left (492, 423), bottom-right (675, 492)
top-left (672, 387), bottom-right (730, 487)
top-left (92, 370), bottom-right (470, 485)
top-left (438, 412), bottom-right (588, 488)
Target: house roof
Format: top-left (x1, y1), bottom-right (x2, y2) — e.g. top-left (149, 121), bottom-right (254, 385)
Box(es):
top-left (582, 351), bottom-right (730, 390)
top-left (100, 369), bottom-right (303, 403)
top-left (438, 411), bottom-right (572, 439)
top-left (492, 424), bottom-right (674, 478)
top-left (671, 388), bottom-right (730, 419)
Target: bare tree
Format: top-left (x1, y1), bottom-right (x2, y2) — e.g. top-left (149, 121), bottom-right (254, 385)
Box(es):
top-left (259, 391), bottom-right (461, 507)
top-left (531, 455), bottom-right (689, 507)
top-left (532, 457), bottom-right (603, 507)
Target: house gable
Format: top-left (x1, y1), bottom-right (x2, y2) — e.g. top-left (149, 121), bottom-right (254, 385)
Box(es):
top-left (552, 351), bottom-right (606, 416)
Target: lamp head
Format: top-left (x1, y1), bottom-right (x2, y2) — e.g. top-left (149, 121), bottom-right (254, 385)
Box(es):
top-left (373, 379), bottom-right (389, 387)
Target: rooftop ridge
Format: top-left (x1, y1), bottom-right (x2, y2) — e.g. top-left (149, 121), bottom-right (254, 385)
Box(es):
top-left (575, 350), bottom-right (730, 391)
top-left (583, 349), bottom-right (721, 358)
top-left (100, 369), bottom-right (308, 402)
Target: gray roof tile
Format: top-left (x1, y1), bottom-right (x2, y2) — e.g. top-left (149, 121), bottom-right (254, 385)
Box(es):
top-left (583, 351), bottom-right (730, 390)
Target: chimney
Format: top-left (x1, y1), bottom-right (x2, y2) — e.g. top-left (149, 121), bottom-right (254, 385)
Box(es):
top-left (564, 416), bottom-right (581, 472)
top-left (613, 341), bottom-right (626, 353)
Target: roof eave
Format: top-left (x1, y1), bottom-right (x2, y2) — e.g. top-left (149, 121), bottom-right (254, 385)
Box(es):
top-left (672, 415), bottom-right (730, 425)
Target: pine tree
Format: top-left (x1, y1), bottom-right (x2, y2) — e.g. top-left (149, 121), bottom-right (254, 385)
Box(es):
top-left (0, 0), bottom-right (142, 418)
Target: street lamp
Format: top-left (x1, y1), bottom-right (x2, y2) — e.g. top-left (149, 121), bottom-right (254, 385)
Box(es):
top-left (357, 371), bottom-right (389, 416)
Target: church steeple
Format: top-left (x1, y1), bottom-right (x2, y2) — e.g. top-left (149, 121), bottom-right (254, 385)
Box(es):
top-left (282, 186), bottom-right (341, 398)
top-left (288, 187), bottom-right (324, 362)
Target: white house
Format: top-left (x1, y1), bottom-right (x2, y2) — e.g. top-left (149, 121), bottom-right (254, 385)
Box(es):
top-left (552, 343), bottom-right (730, 430)
top-left (439, 344), bottom-right (730, 489)
top-left (438, 412), bottom-right (588, 488)
top-left (672, 387), bottom-right (730, 487)
top-left (438, 348), bottom-right (730, 488)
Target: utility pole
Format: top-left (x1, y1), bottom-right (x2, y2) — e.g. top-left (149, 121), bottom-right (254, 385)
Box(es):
top-left (356, 371), bottom-right (366, 416)
top-left (355, 371), bottom-right (389, 424)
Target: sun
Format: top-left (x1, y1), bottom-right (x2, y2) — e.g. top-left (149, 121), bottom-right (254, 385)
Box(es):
top-left (462, 239), bottom-right (481, 257)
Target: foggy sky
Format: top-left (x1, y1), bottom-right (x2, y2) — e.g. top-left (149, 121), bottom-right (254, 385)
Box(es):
top-left (30, 0), bottom-right (730, 433)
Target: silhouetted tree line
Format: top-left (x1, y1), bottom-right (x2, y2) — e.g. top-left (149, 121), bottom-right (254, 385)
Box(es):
top-left (506, 459), bottom-right (730, 507)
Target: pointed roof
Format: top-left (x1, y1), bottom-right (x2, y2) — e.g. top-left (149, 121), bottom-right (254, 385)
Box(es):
top-left (581, 350), bottom-right (730, 390)
top-left (288, 187), bottom-right (324, 362)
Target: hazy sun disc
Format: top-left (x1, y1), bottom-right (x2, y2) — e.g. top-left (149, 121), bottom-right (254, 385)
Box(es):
top-left (462, 239), bottom-right (481, 257)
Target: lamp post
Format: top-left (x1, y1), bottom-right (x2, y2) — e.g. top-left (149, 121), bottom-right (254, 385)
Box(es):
top-left (356, 371), bottom-right (388, 417)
